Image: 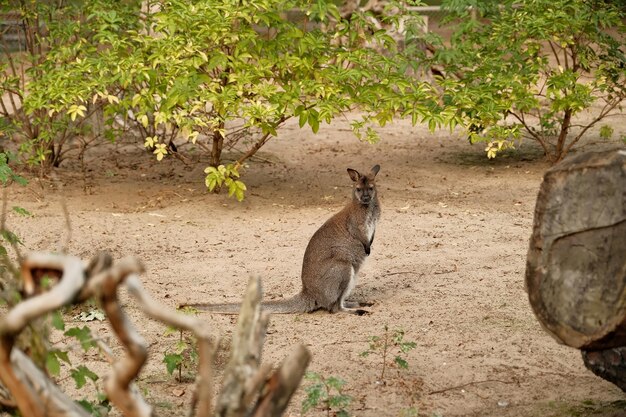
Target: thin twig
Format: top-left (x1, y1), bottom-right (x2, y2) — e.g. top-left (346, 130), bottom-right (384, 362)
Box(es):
top-left (381, 271), bottom-right (417, 277)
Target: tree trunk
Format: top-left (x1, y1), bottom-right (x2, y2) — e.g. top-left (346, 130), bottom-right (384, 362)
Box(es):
top-left (525, 149), bottom-right (626, 350)
top-left (553, 108), bottom-right (572, 163)
top-left (210, 123), bottom-right (225, 168)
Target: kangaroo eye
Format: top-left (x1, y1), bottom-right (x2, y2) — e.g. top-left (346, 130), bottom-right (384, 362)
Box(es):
top-left (369, 185), bottom-right (374, 190)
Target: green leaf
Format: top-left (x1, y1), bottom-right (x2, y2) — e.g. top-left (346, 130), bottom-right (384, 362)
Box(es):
top-left (64, 326), bottom-right (95, 351)
top-left (308, 111), bottom-right (320, 134)
top-left (328, 393), bottom-right (351, 409)
top-left (56, 350), bottom-right (71, 365)
top-left (302, 383), bottom-right (325, 412)
top-left (174, 339), bottom-right (189, 354)
top-left (13, 175), bottom-right (28, 186)
top-left (46, 352), bottom-right (61, 376)
top-left (400, 341), bottom-right (417, 353)
top-left (326, 376), bottom-right (346, 390)
top-left (599, 125), bottom-right (614, 139)
top-left (46, 349), bottom-right (71, 377)
top-left (1, 230), bottom-right (22, 245)
top-left (76, 399), bottom-right (97, 414)
top-left (299, 110), bottom-right (308, 128)
top-left (163, 353), bottom-right (183, 375)
top-left (12, 206), bottom-right (32, 217)
top-left (71, 365), bottom-right (99, 389)
top-left (51, 310), bottom-right (65, 330)
top-left (394, 356), bottom-right (409, 369)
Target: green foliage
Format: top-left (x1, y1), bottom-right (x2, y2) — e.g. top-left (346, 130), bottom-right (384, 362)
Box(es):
top-left (0, 153), bottom-right (27, 186)
top-left (426, 0), bottom-right (626, 162)
top-left (0, 1), bottom-right (143, 170)
top-left (3, 0), bottom-right (455, 199)
top-left (64, 325), bottom-right (98, 351)
top-left (400, 407), bottom-right (419, 417)
top-left (163, 353), bottom-right (184, 376)
top-left (302, 371), bottom-right (352, 417)
top-left (76, 394), bottom-right (112, 417)
top-left (204, 164), bottom-right (247, 202)
top-left (46, 349), bottom-right (71, 376)
top-left (43, 318), bottom-right (106, 408)
top-left (599, 125), bottom-right (614, 140)
top-left (163, 319), bottom-right (198, 381)
top-left (360, 325), bottom-right (417, 381)
top-left (51, 311), bottom-right (65, 331)
top-left (71, 365), bottom-right (99, 389)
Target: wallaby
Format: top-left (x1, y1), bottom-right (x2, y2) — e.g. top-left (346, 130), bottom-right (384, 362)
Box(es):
top-left (181, 164), bottom-right (381, 315)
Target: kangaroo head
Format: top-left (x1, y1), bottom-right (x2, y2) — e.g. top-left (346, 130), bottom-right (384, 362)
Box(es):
top-left (347, 165), bottom-right (380, 205)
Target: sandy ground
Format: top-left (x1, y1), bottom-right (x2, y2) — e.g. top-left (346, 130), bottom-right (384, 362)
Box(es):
top-left (3, 115), bottom-right (626, 417)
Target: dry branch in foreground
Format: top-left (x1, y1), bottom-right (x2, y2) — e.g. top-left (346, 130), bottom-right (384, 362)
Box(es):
top-left (0, 252), bottom-right (310, 416)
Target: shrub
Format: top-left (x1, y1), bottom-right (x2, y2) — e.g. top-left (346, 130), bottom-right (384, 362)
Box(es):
top-left (426, 0), bottom-right (626, 162)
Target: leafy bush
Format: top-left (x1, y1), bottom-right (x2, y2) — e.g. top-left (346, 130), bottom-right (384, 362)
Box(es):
top-left (0, 1), bottom-right (143, 171)
top-left (2, 0), bottom-right (450, 199)
top-left (426, 0), bottom-right (626, 162)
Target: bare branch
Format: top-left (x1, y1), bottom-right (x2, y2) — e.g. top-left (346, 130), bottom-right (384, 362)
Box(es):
top-left (251, 345), bottom-right (312, 417)
top-left (0, 253), bottom-right (87, 417)
top-left (548, 41), bottom-right (562, 68)
top-left (216, 276), bottom-right (270, 417)
top-left (99, 265), bottom-right (153, 417)
top-left (125, 275), bottom-right (214, 417)
top-left (509, 111), bottom-right (550, 156)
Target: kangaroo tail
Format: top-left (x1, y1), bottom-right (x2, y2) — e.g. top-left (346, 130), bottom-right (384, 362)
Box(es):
top-left (260, 293), bottom-right (317, 314)
top-left (178, 302), bottom-right (242, 314)
top-left (179, 293), bottom-right (316, 315)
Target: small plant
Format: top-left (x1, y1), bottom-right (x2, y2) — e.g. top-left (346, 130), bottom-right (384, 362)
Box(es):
top-left (400, 407), bottom-right (419, 417)
top-left (360, 325), bottom-right (417, 381)
top-left (163, 309), bottom-right (198, 382)
top-left (0, 152), bottom-right (27, 188)
top-left (422, 0), bottom-right (626, 163)
top-left (47, 311), bottom-right (112, 416)
top-left (302, 371), bottom-right (352, 417)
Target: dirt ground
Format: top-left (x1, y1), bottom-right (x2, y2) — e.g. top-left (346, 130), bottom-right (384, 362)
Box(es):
top-left (4, 114), bottom-right (626, 417)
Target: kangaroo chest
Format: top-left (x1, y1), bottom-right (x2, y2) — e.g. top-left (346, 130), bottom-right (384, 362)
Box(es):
top-left (364, 209), bottom-right (378, 242)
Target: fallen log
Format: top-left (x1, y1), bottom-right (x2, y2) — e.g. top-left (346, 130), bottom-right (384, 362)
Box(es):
top-left (525, 149), bottom-right (626, 350)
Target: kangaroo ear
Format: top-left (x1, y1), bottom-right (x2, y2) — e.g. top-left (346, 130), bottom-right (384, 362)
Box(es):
top-left (370, 165), bottom-right (380, 177)
top-left (347, 168), bottom-right (360, 182)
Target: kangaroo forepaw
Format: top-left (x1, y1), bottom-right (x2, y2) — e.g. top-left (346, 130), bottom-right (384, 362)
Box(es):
top-left (355, 308), bottom-right (370, 316)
